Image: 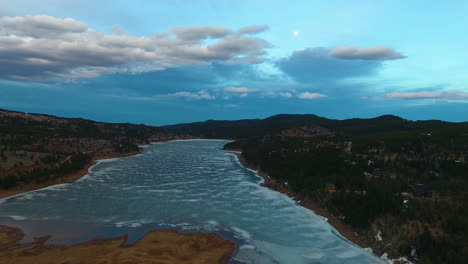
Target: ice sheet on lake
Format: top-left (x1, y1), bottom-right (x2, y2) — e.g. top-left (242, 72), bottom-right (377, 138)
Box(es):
top-left (0, 140), bottom-right (384, 264)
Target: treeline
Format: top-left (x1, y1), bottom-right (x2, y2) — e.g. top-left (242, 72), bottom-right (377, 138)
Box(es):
top-left (226, 131), bottom-right (467, 263)
top-left (403, 199), bottom-right (468, 264)
top-left (0, 109), bottom-right (169, 143)
top-left (231, 137), bottom-right (403, 227)
top-left (0, 153), bottom-right (91, 189)
top-left (0, 109), bottom-right (176, 191)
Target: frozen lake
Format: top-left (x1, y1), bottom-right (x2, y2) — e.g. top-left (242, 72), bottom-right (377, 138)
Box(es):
top-left (0, 140), bottom-right (383, 264)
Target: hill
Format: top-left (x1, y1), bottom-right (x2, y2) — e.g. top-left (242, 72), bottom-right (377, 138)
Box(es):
top-left (164, 113), bottom-right (467, 138)
top-left (166, 114), bottom-right (468, 264)
top-left (0, 109), bottom-right (185, 194)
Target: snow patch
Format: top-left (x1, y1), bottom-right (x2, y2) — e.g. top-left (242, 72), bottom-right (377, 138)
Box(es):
top-left (231, 226), bottom-right (252, 240)
top-left (8, 215), bottom-right (26, 220)
top-left (239, 244), bottom-right (256, 250)
top-left (114, 220), bottom-right (147, 228)
top-left (227, 152), bottom-right (265, 184)
top-left (376, 230), bottom-right (383, 241)
top-left (381, 253), bottom-right (414, 264)
top-left (318, 215), bottom-right (328, 222)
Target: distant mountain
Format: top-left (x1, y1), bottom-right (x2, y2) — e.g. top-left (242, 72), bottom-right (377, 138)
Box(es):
top-left (175, 113), bottom-right (467, 263)
top-left (163, 114), bottom-right (467, 139)
top-left (0, 108), bottom-right (170, 142)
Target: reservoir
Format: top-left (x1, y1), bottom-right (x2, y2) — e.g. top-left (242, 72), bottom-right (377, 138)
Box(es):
top-left (0, 140), bottom-right (383, 264)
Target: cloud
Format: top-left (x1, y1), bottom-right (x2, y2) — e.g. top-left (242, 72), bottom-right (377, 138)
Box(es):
top-left (279, 92), bottom-right (293, 98)
top-left (67, 62), bottom-right (274, 102)
top-left (298, 92), bottom-right (327, 99)
top-left (170, 26), bottom-right (232, 41)
top-left (224, 86), bottom-right (259, 98)
top-left (386, 90), bottom-right (468, 100)
top-left (166, 90), bottom-right (215, 100)
top-left (0, 15), bottom-right (270, 81)
top-left (0, 15), bottom-right (88, 38)
top-left (237, 25), bottom-right (269, 35)
top-left (224, 86), bottom-right (252, 93)
top-left (277, 48), bottom-right (380, 82)
top-left (111, 25), bottom-right (126, 35)
top-left (330, 45), bottom-right (405, 60)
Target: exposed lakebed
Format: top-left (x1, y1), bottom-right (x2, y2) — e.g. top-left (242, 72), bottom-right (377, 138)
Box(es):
top-left (0, 140), bottom-right (384, 264)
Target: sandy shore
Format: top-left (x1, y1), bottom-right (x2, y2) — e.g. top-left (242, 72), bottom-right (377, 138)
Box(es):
top-left (0, 150), bottom-right (142, 200)
top-left (233, 153), bottom-right (371, 249)
top-left (0, 225), bottom-right (235, 264)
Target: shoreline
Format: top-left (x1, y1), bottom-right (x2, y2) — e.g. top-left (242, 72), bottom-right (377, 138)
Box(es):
top-left (0, 139), bottom-right (396, 263)
top-left (0, 225), bottom-right (235, 264)
top-left (233, 152), bottom-right (413, 264)
top-left (0, 139), bottom-right (239, 264)
top-left (0, 138), bottom-right (225, 200)
top-left (0, 150), bottom-right (142, 200)
top-left (232, 153), bottom-right (375, 252)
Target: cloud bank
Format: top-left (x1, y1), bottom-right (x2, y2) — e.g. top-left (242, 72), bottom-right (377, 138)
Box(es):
top-left (0, 15), bottom-right (270, 81)
top-left (224, 86), bottom-right (258, 97)
top-left (166, 90), bottom-right (216, 100)
top-left (297, 92), bottom-right (327, 99)
top-left (237, 25), bottom-right (269, 35)
top-left (386, 90), bottom-right (468, 100)
top-left (330, 46), bottom-right (405, 60)
top-left (277, 48), bottom-right (381, 82)
top-left (279, 92), bottom-right (293, 98)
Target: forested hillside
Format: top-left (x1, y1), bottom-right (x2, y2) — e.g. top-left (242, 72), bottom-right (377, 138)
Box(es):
top-left (0, 109), bottom-right (181, 191)
top-left (169, 114), bottom-right (468, 264)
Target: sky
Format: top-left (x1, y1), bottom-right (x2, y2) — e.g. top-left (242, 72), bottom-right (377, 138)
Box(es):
top-left (0, 0), bottom-right (467, 125)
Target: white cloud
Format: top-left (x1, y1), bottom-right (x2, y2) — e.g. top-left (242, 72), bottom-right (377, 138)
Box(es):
top-left (224, 86), bottom-right (251, 93)
top-left (223, 86), bottom-right (260, 98)
top-left (330, 45), bottom-right (405, 60)
top-left (386, 90), bottom-right (468, 100)
top-left (297, 92), bottom-right (327, 99)
top-left (166, 90), bottom-right (215, 100)
top-left (279, 92), bottom-right (293, 98)
top-left (0, 15), bottom-right (270, 81)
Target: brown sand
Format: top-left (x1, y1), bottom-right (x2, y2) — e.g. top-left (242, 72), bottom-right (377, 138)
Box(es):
top-left (0, 225), bottom-right (235, 264)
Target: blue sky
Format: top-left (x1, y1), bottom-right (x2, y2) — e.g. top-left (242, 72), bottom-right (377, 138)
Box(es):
top-left (0, 0), bottom-right (467, 125)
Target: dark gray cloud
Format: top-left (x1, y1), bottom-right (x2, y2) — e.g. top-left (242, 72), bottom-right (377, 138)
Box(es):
top-left (237, 25), bottom-right (269, 35)
top-left (276, 48), bottom-right (381, 83)
top-left (0, 15), bottom-right (270, 81)
top-left (170, 26), bottom-right (232, 41)
top-left (0, 15), bottom-right (88, 38)
top-left (73, 62), bottom-right (273, 97)
top-left (330, 45), bottom-right (405, 60)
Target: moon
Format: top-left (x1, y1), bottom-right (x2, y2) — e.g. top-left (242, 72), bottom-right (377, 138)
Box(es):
top-left (293, 31), bottom-right (299, 37)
